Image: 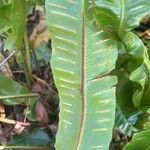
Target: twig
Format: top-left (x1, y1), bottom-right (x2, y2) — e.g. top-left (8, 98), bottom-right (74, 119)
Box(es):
top-left (0, 50), bottom-right (15, 66)
top-left (23, 99), bottom-right (30, 123)
top-left (12, 70), bottom-right (24, 73)
top-left (0, 93), bottom-right (39, 100)
top-left (0, 117), bottom-right (30, 126)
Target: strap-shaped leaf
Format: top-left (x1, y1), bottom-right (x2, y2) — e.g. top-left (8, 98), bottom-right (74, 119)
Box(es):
top-left (46, 0), bottom-right (117, 149)
top-left (95, 0), bottom-right (150, 37)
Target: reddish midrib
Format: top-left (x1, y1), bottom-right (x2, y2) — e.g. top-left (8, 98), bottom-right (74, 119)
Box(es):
top-left (73, 13), bottom-right (85, 150)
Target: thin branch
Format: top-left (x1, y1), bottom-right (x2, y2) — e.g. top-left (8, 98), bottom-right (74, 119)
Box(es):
top-left (12, 70), bottom-right (24, 73)
top-left (0, 50), bottom-right (15, 66)
top-left (23, 99), bottom-right (30, 123)
top-left (0, 117), bottom-right (30, 126)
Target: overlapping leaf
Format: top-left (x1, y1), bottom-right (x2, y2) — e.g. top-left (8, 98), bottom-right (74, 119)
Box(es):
top-left (95, 0), bottom-right (150, 37)
top-left (0, 75), bottom-right (36, 120)
top-left (95, 0), bottom-right (150, 131)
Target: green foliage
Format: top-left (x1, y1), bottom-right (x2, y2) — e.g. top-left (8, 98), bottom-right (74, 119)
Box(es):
top-left (0, 0), bottom-right (51, 149)
top-left (45, 0), bottom-right (150, 149)
top-left (0, 75), bottom-right (32, 105)
top-left (11, 0), bottom-right (27, 51)
top-left (4, 32), bottom-right (15, 51)
top-left (46, 0), bottom-right (118, 149)
top-left (123, 131), bottom-right (150, 150)
top-left (95, 0), bottom-right (150, 36)
top-left (95, 0), bottom-right (150, 129)
top-left (94, 0), bottom-right (150, 148)
top-left (0, 75), bottom-right (36, 120)
top-left (0, 3), bottom-right (11, 32)
top-left (0, 0), bottom-right (28, 51)
top-left (0, 0), bottom-right (150, 149)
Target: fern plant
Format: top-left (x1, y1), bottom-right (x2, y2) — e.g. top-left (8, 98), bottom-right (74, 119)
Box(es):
top-left (0, 0), bottom-right (149, 149)
top-left (45, 0), bottom-right (150, 149)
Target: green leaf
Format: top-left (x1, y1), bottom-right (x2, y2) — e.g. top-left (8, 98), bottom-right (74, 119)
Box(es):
top-left (116, 70), bottom-right (137, 114)
top-left (8, 128), bottom-right (52, 146)
top-left (95, 0), bottom-right (146, 72)
top-left (0, 0), bottom-right (4, 6)
top-left (116, 68), bottom-right (150, 130)
top-left (95, 0), bottom-right (150, 111)
top-left (123, 131), bottom-right (150, 150)
top-left (4, 32), bottom-right (15, 51)
top-left (0, 3), bottom-right (11, 32)
top-left (0, 75), bottom-right (37, 120)
top-left (11, 0), bottom-right (27, 51)
top-left (46, 0), bottom-right (118, 149)
top-left (0, 75), bottom-right (33, 105)
top-left (144, 121), bottom-right (150, 131)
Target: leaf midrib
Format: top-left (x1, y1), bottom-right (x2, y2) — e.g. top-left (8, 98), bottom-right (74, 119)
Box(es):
top-left (74, 3), bottom-right (85, 150)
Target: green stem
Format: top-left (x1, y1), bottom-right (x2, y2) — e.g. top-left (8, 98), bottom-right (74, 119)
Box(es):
top-left (24, 31), bottom-right (32, 86)
top-left (119, 0), bottom-right (125, 39)
top-left (0, 146), bottom-right (49, 150)
top-left (0, 93), bottom-right (39, 100)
